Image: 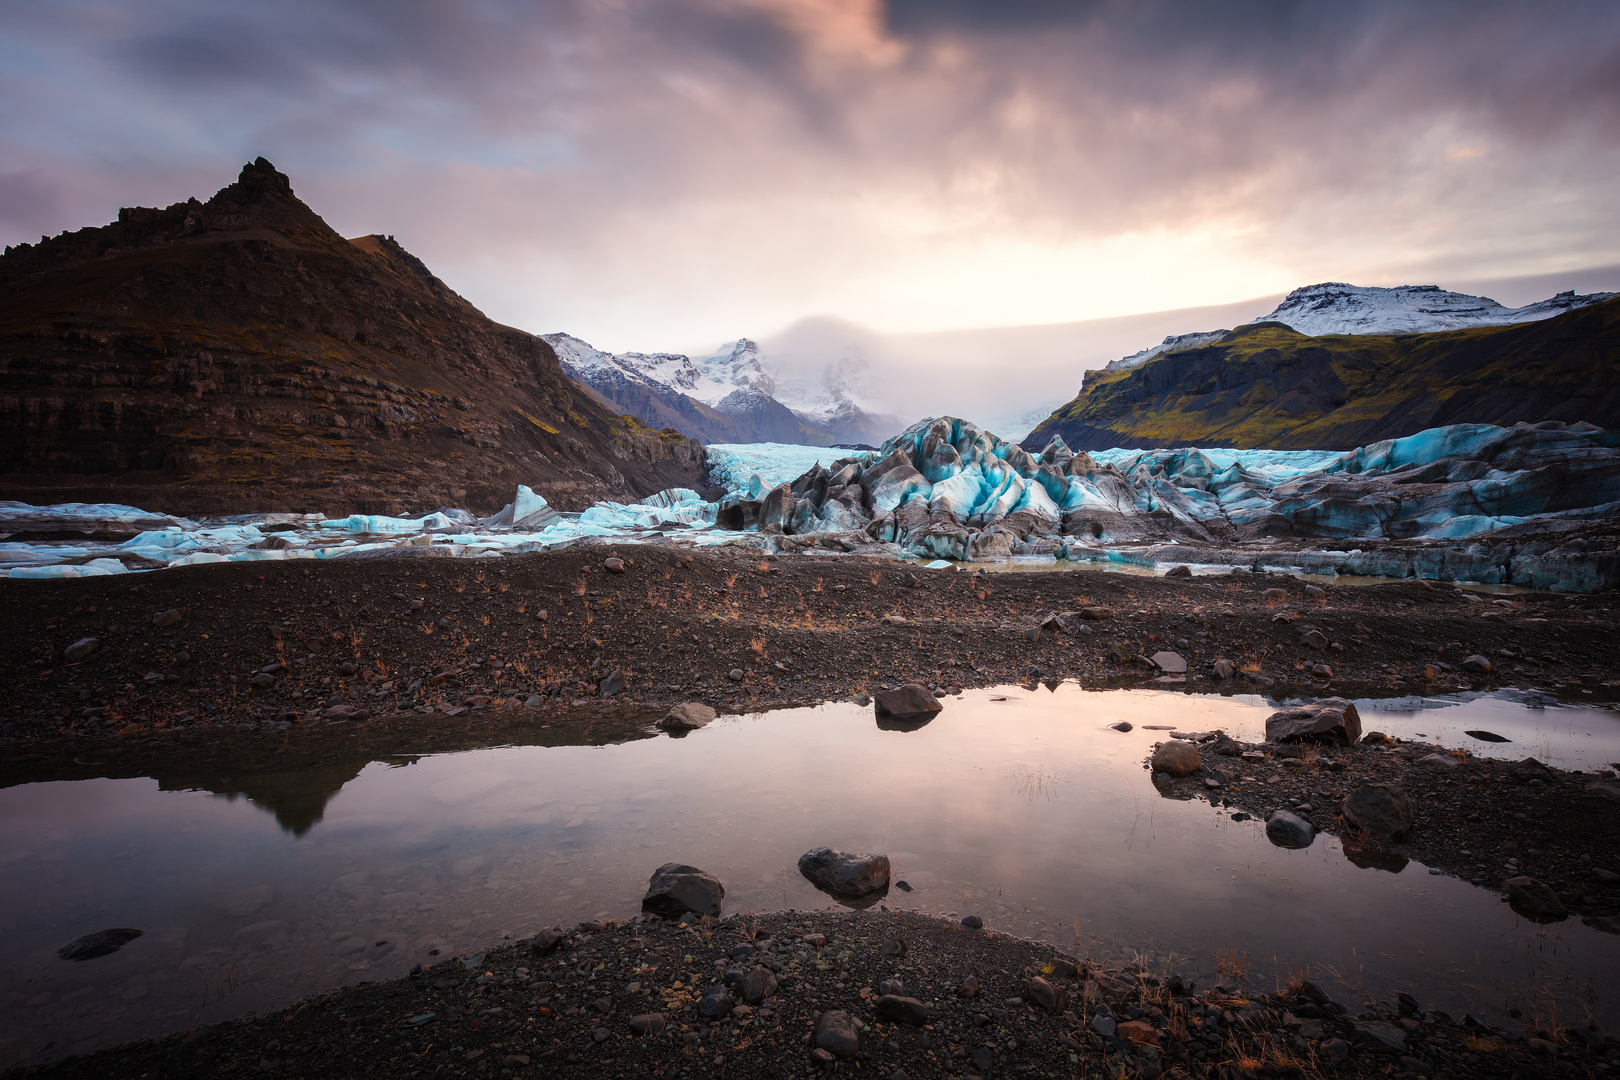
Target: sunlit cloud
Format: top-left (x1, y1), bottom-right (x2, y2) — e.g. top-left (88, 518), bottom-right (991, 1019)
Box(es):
top-left (3, 0), bottom-right (1618, 352)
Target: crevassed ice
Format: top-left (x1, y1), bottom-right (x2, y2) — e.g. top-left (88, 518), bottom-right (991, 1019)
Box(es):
top-left (707, 443), bottom-right (866, 494)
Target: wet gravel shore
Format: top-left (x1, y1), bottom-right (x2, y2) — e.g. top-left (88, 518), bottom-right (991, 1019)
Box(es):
top-left (8, 909), bottom-right (1616, 1080)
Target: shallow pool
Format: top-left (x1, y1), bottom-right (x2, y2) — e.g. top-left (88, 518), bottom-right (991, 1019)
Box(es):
top-left (1, 686), bottom-right (1615, 1067)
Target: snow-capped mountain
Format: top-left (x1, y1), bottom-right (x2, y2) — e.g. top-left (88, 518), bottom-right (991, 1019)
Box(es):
top-left (1264, 283), bottom-right (1619, 336)
top-left (543, 332), bottom-right (901, 446)
top-left (1105, 283), bottom-right (1619, 372)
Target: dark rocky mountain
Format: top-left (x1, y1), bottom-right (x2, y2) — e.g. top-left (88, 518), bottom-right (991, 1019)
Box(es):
top-left (0, 158), bottom-right (706, 515)
top-left (1025, 298), bottom-right (1620, 451)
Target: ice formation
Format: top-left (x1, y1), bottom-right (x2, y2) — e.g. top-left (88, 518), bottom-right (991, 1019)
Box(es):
top-left (1106, 283), bottom-right (1619, 372)
top-left (3, 421), bottom-right (1616, 591)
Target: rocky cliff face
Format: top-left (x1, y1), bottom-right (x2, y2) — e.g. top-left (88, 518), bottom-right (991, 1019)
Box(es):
top-left (0, 159), bottom-right (706, 515)
top-left (1025, 298), bottom-right (1620, 452)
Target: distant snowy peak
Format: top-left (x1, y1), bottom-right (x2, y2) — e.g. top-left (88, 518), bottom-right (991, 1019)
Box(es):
top-left (1264, 282), bottom-right (1619, 337)
top-left (1103, 282), bottom-right (1618, 373)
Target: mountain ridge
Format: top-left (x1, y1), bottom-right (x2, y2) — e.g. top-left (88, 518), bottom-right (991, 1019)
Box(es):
top-left (1024, 297), bottom-right (1620, 451)
top-left (0, 158), bottom-right (706, 515)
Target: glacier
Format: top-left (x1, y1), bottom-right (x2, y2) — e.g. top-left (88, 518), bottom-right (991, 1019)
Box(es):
top-left (2, 420), bottom-right (1616, 592)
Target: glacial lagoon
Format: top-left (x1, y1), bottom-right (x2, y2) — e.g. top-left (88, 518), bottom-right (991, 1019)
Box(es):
top-left (3, 686), bottom-right (1617, 1068)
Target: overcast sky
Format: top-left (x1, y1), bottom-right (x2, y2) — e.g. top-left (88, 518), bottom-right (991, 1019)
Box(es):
top-left (4, 0), bottom-right (1618, 353)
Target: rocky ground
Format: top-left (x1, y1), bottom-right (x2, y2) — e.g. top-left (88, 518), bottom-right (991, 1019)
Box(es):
top-left (2, 543), bottom-right (1617, 759)
top-left (8, 908), bottom-right (1617, 1080)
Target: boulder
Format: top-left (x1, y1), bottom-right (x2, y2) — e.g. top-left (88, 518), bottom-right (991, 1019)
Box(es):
top-left (1341, 783), bottom-right (1412, 843)
top-left (1163, 565), bottom-right (1192, 578)
top-left (1461, 654), bottom-right (1491, 674)
top-left (873, 684), bottom-right (944, 723)
top-left (658, 702), bottom-right (716, 731)
top-left (1265, 698), bottom-right (1361, 744)
top-left (1504, 876), bottom-right (1569, 922)
top-left (798, 848), bottom-right (890, 898)
top-left (1265, 810), bottom-right (1316, 849)
top-left (641, 863), bottom-right (725, 918)
top-left (1212, 658), bottom-right (1236, 680)
top-left (628, 1013), bottom-right (665, 1036)
top-left (698, 987), bottom-right (735, 1018)
top-left (1116, 1020), bottom-right (1161, 1047)
top-left (814, 1010), bottom-right (861, 1058)
top-left (1150, 741), bottom-right (1202, 777)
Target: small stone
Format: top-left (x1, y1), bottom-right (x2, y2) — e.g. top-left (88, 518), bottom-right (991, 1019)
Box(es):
top-left (1304, 584), bottom-right (1325, 598)
top-left (151, 609), bottom-right (182, 628)
top-left (960, 915), bottom-right (983, 930)
top-left (1311, 663), bottom-right (1333, 678)
top-left (1212, 659), bottom-right (1235, 680)
top-left (530, 928), bottom-right (565, 954)
top-left (957, 975), bottom-right (980, 998)
top-left (63, 637), bottom-right (101, 663)
top-left (878, 978), bottom-right (905, 996)
top-left (698, 987), bottom-right (735, 1018)
top-left (1464, 729), bottom-right (1510, 742)
top-left (1461, 654), bottom-right (1491, 674)
top-left (1110, 721), bottom-right (1133, 732)
top-left (1163, 565), bottom-right (1192, 578)
top-left (501, 1054), bottom-right (530, 1068)
top-left (740, 965), bottom-right (778, 1005)
top-left (1090, 1014), bottom-right (1117, 1037)
top-left (728, 668), bottom-right (744, 682)
top-left (810, 1048), bottom-right (836, 1067)
top-left (250, 672), bottom-right (276, 689)
top-left (603, 557), bottom-right (626, 574)
top-left (599, 669), bottom-right (625, 697)
top-left (1150, 651), bottom-right (1187, 674)
top-left (875, 995), bottom-right (930, 1025)
top-left (336, 661), bottom-right (357, 676)
top-left (1116, 1019), bottom-right (1160, 1047)
top-left (1416, 753), bottom-right (1459, 768)
top-left (1150, 741), bottom-right (1201, 777)
top-left (814, 1010), bottom-right (861, 1058)
top-left (1300, 629), bottom-right (1328, 650)
top-left (1024, 976), bottom-right (1067, 1014)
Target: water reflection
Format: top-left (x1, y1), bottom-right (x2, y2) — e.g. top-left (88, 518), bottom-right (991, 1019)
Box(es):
top-left (0, 686), bottom-right (1616, 1070)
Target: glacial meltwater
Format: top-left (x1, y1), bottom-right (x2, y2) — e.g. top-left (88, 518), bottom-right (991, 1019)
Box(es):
top-left (2, 687), bottom-right (1617, 1067)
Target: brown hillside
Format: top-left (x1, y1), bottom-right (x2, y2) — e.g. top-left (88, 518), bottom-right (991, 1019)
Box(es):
top-left (0, 158), bottom-right (705, 515)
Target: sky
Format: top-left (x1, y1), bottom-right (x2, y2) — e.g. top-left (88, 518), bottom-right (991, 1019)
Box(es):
top-left (3, 0), bottom-right (1619, 354)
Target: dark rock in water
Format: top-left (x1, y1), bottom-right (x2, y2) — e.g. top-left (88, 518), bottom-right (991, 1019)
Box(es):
top-left (1342, 783), bottom-right (1412, 842)
top-left (895, 880), bottom-right (913, 892)
top-left (1230, 811), bottom-right (1251, 822)
top-left (58, 928), bottom-right (142, 961)
top-left (873, 684), bottom-right (944, 723)
top-left (1465, 729), bottom-right (1511, 743)
top-left (1504, 876), bottom-right (1569, 922)
top-left (815, 1010), bottom-right (861, 1058)
top-left (876, 995), bottom-right (930, 1025)
top-left (1265, 810), bottom-right (1316, 849)
top-left (1110, 721), bottom-right (1133, 732)
top-left (1163, 564), bottom-right (1192, 578)
top-left (798, 848), bottom-right (890, 901)
top-left (1266, 697), bottom-right (1361, 744)
top-left (641, 863), bottom-right (725, 918)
